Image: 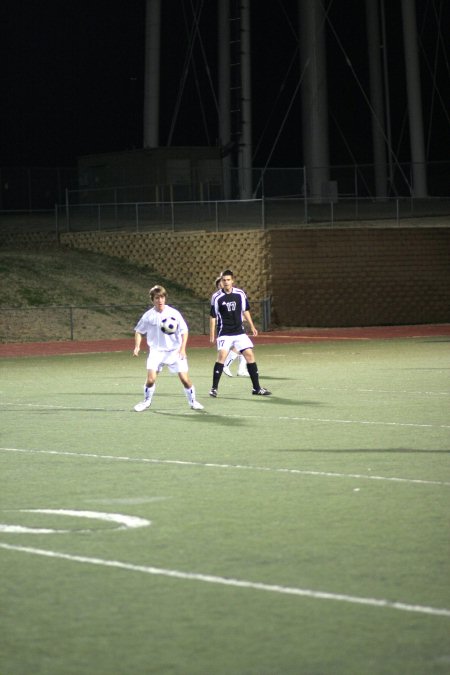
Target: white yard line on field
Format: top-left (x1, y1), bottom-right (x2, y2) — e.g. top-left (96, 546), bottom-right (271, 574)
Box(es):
top-left (0, 542), bottom-right (449, 618)
top-left (300, 386), bottom-right (449, 397)
top-left (214, 413), bottom-right (450, 430)
top-left (0, 509), bottom-right (150, 534)
top-left (2, 402), bottom-right (450, 430)
top-left (1, 447), bottom-right (450, 487)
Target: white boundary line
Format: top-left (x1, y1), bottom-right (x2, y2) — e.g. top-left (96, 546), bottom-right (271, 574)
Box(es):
top-left (1, 403), bottom-right (450, 430)
top-left (300, 386), bottom-right (449, 397)
top-left (0, 509), bottom-right (150, 534)
top-left (1, 542), bottom-right (449, 618)
top-left (216, 413), bottom-right (450, 430)
top-left (1, 447), bottom-right (449, 487)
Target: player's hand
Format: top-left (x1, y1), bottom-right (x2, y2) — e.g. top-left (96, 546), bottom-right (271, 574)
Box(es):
top-left (133, 347), bottom-right (140, 357)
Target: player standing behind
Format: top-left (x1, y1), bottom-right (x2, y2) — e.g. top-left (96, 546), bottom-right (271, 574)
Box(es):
top-left (209, 270), bottom-right (271, 398)
top-left (214, 275), bottom-right (250, 378)
top-left (133, 285), bottom-right (204, 412)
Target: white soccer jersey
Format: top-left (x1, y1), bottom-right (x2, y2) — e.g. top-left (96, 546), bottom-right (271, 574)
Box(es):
top-left (134, 305), bottom-right (188, 350)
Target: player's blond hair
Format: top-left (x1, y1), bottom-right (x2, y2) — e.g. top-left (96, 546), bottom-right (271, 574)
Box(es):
top-left (149, 285), bottom-right (167, 300)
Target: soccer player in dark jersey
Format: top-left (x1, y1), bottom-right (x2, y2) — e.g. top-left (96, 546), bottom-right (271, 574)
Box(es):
top-left (214, 274), bottom-right (249, 377)
top-left (209, 270), bottom-right (271, 397)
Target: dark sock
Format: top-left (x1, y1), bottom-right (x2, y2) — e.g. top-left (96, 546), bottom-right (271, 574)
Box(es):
top-left (247, 362), bottom-right (260, 390)
top-left (212, 362), bottom-right (224, 389)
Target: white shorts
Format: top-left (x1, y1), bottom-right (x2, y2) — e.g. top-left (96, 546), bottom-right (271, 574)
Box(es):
top-left (216, 334), bottom-right (254, 353)
top-left (146, 348), bottom-right (189, 374)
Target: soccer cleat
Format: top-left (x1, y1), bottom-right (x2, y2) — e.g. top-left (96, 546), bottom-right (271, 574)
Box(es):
top-left (134, 399), bottom-right (151, 412)
top-left (223, 366), bottom-right (233, 377)
top-left (237, 369), bottom-right (250, 377)
top-left (252, 388), bottom-right (272, 396)
top-left (190, 400), bottom-right (204, 410)
top-left (209, 388), bottom-right (218, 398)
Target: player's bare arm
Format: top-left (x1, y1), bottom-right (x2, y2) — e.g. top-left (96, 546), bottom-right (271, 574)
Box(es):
top-left (133, 331), bottom-right (144, 356)
top-left (178, 331), bottom-right (188, 358)
top-left (209, 316), bottom-right (217, 343)
top-left (243, 310), bottom-right (258, 336)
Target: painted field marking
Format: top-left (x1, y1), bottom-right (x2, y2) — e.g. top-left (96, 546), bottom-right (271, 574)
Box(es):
top-left (1, 402), bottom-right (450, 429)
top-left (300, 386), bottom-right (449, 397)
top-left (213, 413), bottom-right (450, 430)
top-left (0, 542), bottom-right (449, 619)
top-left (0, 509), bottom-right (150, 534)
top-left (1, 447), bottom-right (449, 487)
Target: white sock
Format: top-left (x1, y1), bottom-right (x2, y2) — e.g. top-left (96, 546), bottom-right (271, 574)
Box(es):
top-left (239, 355), bottom-right (246, 366)
top-left (184, 386), bottom-right (196, 405)
top-left (144, 384), bottom-right (155, 401)
top-left (225, 351), bottom-right (238, 368)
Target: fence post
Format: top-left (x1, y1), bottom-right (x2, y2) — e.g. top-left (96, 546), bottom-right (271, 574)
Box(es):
top-left (65, 188), bottom-right (70, 232)
top-left (27, 167), bottom-right (32, 211)
top-left (203, 302), bottom-right (207, 334)
top-left (303, 166), bottom-right (308, 223)
top-left (54, 203), bottom-right (60, 243)
top-left (69, 306), bottom-right (74, 340)
top-left (261, 297), bottom-right (271, 332)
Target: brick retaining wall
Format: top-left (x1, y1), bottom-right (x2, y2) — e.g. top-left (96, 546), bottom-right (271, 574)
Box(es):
top-left (60, 230), bottom-right (271, 305)
top-left (2, 226), bottom-right (449, 326)
top-left (268, 228), bottom-right (450, 326)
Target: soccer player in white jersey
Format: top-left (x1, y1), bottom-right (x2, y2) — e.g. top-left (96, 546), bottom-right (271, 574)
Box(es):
top-left (214, 275), bottom-right (250, 378)
top-left (133, 285), bottom-right (204, 412)
top-left (209, 270), bottom-right (271, 398)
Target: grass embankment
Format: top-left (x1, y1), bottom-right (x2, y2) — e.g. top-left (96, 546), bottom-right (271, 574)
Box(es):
top-left (0, 247), bottom-right (205, 342)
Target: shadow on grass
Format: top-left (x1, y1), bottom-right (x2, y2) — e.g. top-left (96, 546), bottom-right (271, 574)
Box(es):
top-left (152, 410), bottom-right (248, 426)
top-left (253, 375), bottom-right (297, 381)
top-left (244, 397), bottom-right (324, 407)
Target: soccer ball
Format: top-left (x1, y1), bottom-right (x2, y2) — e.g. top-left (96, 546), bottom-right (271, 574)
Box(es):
top-left (161, 316), bottom-right (178, 335)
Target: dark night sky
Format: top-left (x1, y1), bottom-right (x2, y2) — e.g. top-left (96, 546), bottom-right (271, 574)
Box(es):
top-left (1, 0), bottom-right (449, 169)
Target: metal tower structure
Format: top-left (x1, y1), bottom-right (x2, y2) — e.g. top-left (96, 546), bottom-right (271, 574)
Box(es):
top-left (142, 0), bottom-right (431, 200)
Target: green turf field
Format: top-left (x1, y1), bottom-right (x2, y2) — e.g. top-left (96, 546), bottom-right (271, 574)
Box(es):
top-left (1, 338), bottom-right (449, 674)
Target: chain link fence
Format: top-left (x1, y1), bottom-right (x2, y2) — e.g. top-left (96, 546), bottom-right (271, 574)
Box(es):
top-left (2, 197), bottom-right (449, 238)
top-left (0, 299), bottom-right (271, 343)
top-left (1, 162), bottom-right (449, 235)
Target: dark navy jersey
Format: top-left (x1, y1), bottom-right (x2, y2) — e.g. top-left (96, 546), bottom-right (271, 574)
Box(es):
top-left (210, 287), bottom-right (250, 337)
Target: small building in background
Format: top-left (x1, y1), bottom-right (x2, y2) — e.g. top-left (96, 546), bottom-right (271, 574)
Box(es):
top-left (77, 147), bottom-right (224, 204)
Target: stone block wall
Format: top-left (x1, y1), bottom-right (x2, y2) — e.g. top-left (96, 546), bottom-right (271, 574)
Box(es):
top-left (267, 228), bottom-right (450, 326)
top-left (61, 230), bottom-right (270, 303)
top-left (3, 226), bottom-right (449, 327)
